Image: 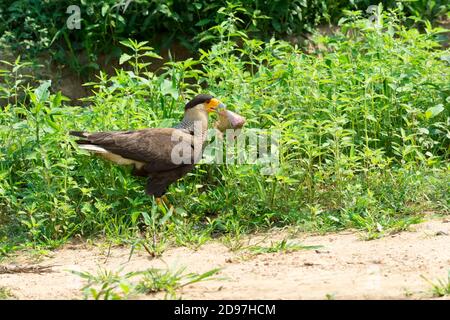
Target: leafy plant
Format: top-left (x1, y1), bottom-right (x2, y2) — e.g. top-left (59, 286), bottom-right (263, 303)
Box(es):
top-left (0, 286), bottom-right (15, 300)
top-left (1, 1), bottom-right (447, 76)
top-left (71, 266), bottom-right (221, 300)
top-left (135, 267), bottom-right (221, 299)
top-left (71, 268), bottom-right (137, 300)
top-left (421, 270), bottom-right (450, 297)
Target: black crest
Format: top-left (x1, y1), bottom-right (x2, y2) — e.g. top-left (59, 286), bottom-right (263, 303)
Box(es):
top-left (185, 94), bottom-right (213, 110)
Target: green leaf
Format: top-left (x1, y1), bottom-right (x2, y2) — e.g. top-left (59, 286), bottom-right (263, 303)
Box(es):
top-left (119, 53), bottom-right (133, 65)
top-left (101, 4), bottom-right (109, 17)
top-left (160, 79), bottom-right (179, 99)
top-left (119, 40), bottom-right (135, 49)
top-left (195, 19), bottom-right (210, 27)
top-left (159, 207), bottom-right (173, 225)
top-left (131, 211), bottom-right (141, 224)
top-left (143, 52), bottom-right (163, 60)
top-left (425, 104), bottom-right (444, 119)
top-left (141, 212), bottom-right (151, 225)
top-left (272, 20), bottom-right (281, 32)
top-left (35, 80), bottom-right (51, 103)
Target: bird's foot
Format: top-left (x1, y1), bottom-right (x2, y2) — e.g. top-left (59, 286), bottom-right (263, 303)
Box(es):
top-left (155, 196), bottom-right (175, 214)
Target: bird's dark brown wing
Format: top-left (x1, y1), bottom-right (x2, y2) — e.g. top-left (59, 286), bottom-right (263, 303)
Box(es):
top-left (74, 128), bottom-right (197, 172)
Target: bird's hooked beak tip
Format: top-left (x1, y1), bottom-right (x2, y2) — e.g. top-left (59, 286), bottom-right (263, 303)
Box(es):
top-left (217, 103), bottom-right (226, 112)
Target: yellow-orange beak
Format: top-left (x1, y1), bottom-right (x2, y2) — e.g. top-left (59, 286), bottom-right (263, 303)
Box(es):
top-left (205, 98), bottom-right (225, 113)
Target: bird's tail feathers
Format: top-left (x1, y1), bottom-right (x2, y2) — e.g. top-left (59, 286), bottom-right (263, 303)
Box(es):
top-left (69, 131), bottom-right (90, 139)
top-left (78, 144), bottom-right (108, 153)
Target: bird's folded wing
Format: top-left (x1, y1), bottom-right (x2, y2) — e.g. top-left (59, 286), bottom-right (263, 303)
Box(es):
top-left (78, 128), bottom-right (196, 172)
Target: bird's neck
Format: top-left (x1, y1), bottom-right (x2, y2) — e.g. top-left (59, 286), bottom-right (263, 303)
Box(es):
top-left (174, 109), bottom-right (209, 139)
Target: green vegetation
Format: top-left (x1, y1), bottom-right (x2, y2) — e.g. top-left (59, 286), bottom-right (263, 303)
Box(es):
top-left (0, 286), bottom-right (15, 299)
top-left (72, 266), bottom-right (221, 299)
top-left (1, 1), bottom-right (448, 75)
top-left (0, 7), bottom-right (449, 255)
top-left (248, 239), bottom-right (321, 254)
top-left (134, 267), bottom-right (221, 298)
top-left (422, 271), bottom-right (450, 297)
top-left (325, 293), bottom-right (336, 300)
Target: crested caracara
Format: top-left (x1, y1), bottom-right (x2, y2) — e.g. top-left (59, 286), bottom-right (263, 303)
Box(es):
top-left (70, 94), bottom-right (244, 198)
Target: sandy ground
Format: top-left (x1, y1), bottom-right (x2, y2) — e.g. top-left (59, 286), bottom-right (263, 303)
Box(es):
top-left (1, 217), bottom-right (449, 300)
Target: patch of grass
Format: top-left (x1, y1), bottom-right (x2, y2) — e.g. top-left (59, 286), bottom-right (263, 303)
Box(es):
top-left (325, 293), bottom-right (336, 300)
top-left (357, 215), bottom-right (424, 240)
top-left (71, 266), bottom-right (221, 300)
top-left (0, 287), bottom-right (15, 300)
top-left (135, 267), bottom-right (221, 299)
top-left (421, 271), bottom-right (450, 297)
top-left (221, 231), bottom-right (246, 252)
top-left (248, 239), bottom-right (322, 255)
top-left (71, 268), bottom-right (136, 300)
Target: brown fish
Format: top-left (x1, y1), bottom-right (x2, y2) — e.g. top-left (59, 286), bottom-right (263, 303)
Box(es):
top-left (214, 108), bottom-right (246, 139)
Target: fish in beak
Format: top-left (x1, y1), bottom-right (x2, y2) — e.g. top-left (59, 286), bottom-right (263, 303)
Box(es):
top-left (214, 105), bottom-right (246, 139)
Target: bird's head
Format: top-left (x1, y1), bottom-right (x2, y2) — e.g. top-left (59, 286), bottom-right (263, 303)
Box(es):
top-left (182, 94), bottom-right (245, 135)
top-left (184, 94), bottom-right (225, 115)
top-left (182, 94), bottom-right (225, 132)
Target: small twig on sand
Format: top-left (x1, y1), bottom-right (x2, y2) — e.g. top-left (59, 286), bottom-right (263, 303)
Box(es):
top-left (0, 265), bottom-right (56, 274)
top-left (103, 242), bottom-right (112, 264)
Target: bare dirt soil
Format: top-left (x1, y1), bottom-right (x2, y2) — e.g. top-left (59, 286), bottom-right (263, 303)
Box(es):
top-left (1, 217), bottom-right (449, 300)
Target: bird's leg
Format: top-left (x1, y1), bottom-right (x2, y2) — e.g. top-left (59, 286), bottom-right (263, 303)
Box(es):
top-left (162, 195), bottom-right (175, 212)
top-left (155, 196), bottom-right (175, 213)
top-left (161, 195), bottom-right (169, 206)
